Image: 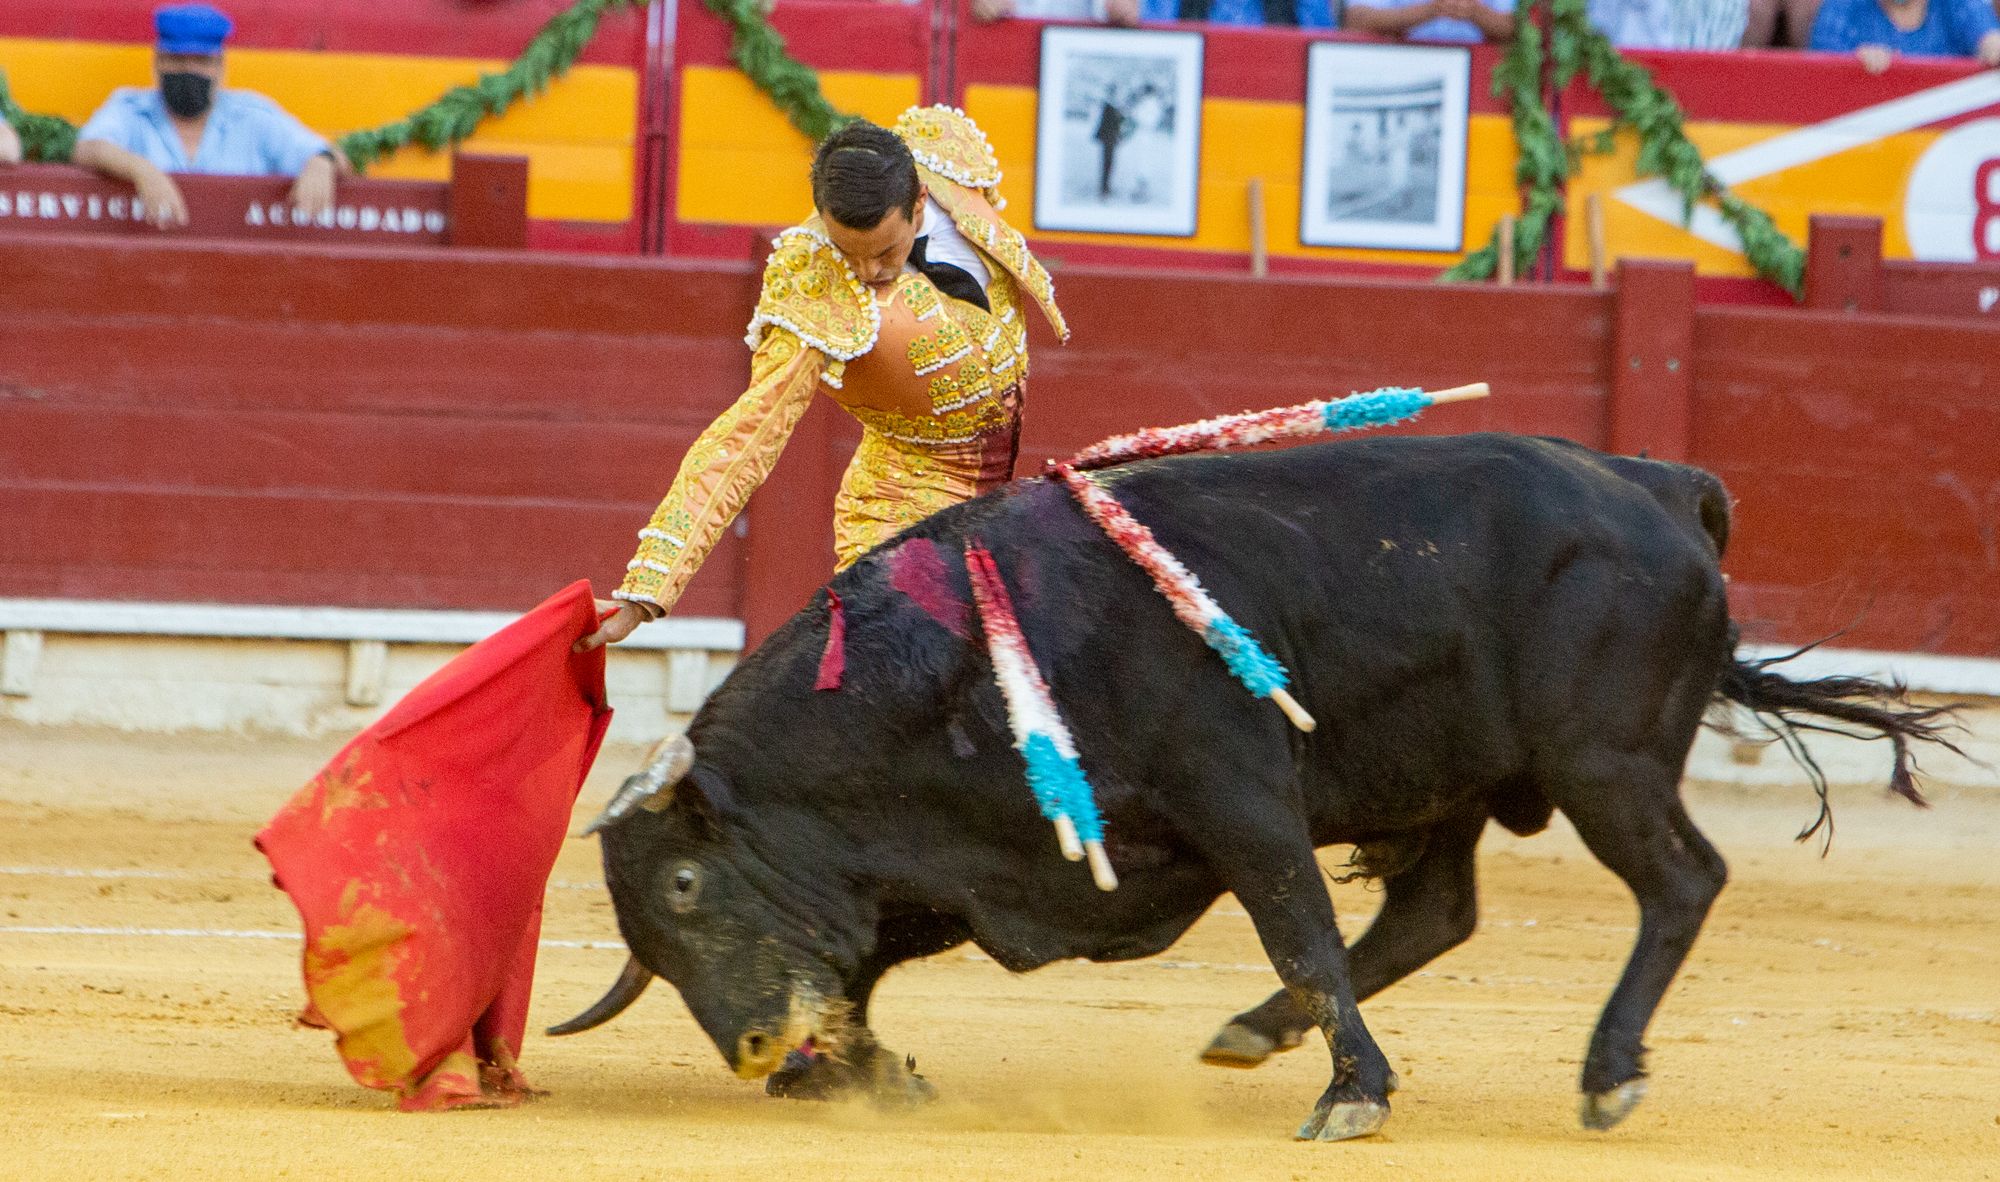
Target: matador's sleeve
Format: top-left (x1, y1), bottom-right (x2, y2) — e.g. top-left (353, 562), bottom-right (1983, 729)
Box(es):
top-left (614, 328), bottom-right (823, 616)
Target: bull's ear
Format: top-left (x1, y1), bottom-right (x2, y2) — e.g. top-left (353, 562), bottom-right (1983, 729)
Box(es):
top-left (678, 765), bottom-right (739, 835)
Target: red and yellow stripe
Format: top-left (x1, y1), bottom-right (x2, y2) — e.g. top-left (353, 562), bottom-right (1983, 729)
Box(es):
top-left (672, 66), bottom-right (1520, 268)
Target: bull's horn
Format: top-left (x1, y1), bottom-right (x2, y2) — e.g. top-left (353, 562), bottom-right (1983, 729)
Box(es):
top-left (545, 955), bottom-right (652, 1036)
top-left (581, 735), bottom-right (695, 836)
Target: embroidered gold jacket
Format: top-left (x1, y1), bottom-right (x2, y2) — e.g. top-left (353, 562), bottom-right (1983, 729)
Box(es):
top-left (615, 105), bottom-right (1068, 616)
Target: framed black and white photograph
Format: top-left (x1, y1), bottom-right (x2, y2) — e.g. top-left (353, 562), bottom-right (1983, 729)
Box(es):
top-left (1299, 42), bottom-right (1472, 253)
top-left (1033, 26), bottom-right (1204, 238)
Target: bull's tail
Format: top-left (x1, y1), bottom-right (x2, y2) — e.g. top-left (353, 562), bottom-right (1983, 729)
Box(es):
top-left (1712, 640), bottom-right (1964, 849)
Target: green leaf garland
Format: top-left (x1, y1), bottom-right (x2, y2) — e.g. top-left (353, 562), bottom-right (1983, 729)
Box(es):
top-left (1446, 0), bottom-right (1807, 298)
top-left (1442, 0), bottom-right (1565, 283)
top-left (0, 69), bottom-right (79, 163)
top-left (336, 0), bottom-right (647, 170)
top-left (700, 0), bottom-right (853, 142)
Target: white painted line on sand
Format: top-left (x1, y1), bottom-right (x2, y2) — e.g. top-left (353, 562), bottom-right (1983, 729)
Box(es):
top-left (0, 866), bottom-right (208, 880)
top-left (1, 925), bottom-right (298, 940)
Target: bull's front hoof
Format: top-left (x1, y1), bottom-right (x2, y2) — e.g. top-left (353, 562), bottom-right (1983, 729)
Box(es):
top-left (1199, 1022), bottom-right (1306, 1069)
top-left (1578, 1078), bottom-right (1648, 1130)
top-left (766, 1046), bottom-right (939, 1109)
top-left (1295, 1099), bottom-right (1390, 1142)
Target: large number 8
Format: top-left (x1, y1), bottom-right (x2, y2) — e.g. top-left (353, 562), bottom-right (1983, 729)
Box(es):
top-left (1975, 159), bottom-right (2000, 261)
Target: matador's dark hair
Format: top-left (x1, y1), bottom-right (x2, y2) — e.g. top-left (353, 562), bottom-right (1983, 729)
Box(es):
top-left (810, 121), bottom-right (920, 231)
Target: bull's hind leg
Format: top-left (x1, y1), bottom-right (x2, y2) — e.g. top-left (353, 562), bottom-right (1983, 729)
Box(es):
top-left (1203, 811), bottom-right (1487, 1069)
top-left (1200, 988), bottom-right (1310, 1068)
top-left (1557, 763), bottom-right (1727, 1130)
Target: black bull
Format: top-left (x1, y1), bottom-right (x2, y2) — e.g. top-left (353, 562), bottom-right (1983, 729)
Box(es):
top-left (556, 434), bottom-right (1954, 1141)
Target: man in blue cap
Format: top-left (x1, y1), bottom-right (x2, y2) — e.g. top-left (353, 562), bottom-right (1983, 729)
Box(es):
top-left (71, 3), bottom-right (343, 229)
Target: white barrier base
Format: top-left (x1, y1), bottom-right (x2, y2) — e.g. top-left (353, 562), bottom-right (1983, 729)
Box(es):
top-left (0, 599), bottom-right (742, 746)
top-left (0, 600), bottom-right (1994, 787)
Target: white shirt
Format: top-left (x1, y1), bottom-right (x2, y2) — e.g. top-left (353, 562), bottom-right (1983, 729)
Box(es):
top-left (909, 196), bottom-right (992, 295)
top-left (1587, 0), bottom-right (1676, 47)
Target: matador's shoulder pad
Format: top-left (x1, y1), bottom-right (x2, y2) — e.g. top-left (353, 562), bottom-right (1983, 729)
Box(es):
top-left (744, 223), bottom-right (879, 361)
top-left (894, 104), bottom-right (1004, 201)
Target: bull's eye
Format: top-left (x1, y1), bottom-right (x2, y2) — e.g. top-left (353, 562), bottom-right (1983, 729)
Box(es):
top-left (666, 861), bottom-right (701, 912)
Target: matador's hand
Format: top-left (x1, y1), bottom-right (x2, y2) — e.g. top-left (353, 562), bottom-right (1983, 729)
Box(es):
top-left (576, 599), bottom-right (648, 652)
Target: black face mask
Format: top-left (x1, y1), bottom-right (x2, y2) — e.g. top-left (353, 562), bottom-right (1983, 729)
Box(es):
top-left (160, 72), bottom-right (214, 119)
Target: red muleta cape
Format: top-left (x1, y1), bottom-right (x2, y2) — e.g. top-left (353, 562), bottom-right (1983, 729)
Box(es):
top-left (256, 581), bottom-right (613, 1111)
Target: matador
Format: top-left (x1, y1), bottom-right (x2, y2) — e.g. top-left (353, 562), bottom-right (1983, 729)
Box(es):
top-left (581, 106), bottom-right (1066, 649)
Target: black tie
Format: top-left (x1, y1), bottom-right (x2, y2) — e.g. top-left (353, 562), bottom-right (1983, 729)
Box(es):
top-left (909, 235), bottom-right (990, 313)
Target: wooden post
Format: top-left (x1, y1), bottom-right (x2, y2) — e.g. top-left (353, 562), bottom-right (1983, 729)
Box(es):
top-left (1803, 215), bottom-right (1885, 312)
top-left (1248, 178), bottom-right (1268, 279)
top-left (344, 639), bottom-right (388, 707)
top-left (1586, 193), bottom-right (1608, 289)
top-left (1, 630), bottom-right (43, 698)
top-left (1496, 216), bottom-right (1516, 285)
top-left (446, 153), bottom-right (529, 249)
top-left (1608, 258), bottom-right (1696, 461)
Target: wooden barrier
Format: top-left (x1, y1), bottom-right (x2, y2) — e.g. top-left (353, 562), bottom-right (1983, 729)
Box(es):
top-left (1807, 214), bottom-right (2000, 321)
top-left (0, 233), bottom-right (756, 617)
top-left (1, 228), bottom-right (1994, 660)
top-left (0, 155), bottom-right (526, 248)
top-left (1690, 303), bottom-right (2000, 654)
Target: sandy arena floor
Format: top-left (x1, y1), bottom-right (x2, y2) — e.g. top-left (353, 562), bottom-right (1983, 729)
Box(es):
top-left (2, 723), bottom-right (1997, 1181)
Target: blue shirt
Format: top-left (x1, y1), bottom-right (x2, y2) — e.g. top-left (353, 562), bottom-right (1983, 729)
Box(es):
top-left (1588, 0), bottom-right (1748, 46)
top-left (1350, 0), bottom-right (1512, 41)
top-left (1809, 0), bottom-right (2000, 54)
top-left (76, 87), bottom-right (330, 176)
top-left (1141, 0), bottom-right (1336, 28)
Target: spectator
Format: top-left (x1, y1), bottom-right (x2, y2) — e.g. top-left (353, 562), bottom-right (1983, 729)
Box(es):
top-left (1588, 0), bottom-right (1751, 47)
top-left (70, 4), bottom-right (343, 230)
top-left (1345, 0), bottom-right (1514, 42)
top-left (0, 117), bottom-right (21, 166)
top-left (972, 0), bottom-right (1144, 22)
top-left (1743, 0), bottom-right (1823, 45)
top-left (1139, 0), bottom-right (1337, 27)
top-left (1809, 0), bottom-right (2000, 69)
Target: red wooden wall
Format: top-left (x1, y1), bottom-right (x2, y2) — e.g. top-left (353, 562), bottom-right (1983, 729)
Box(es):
top-left (1693, 306), bottom-right (2000, 654)
top-left (1, 227), bottom-right (1994, 657)
top-left (0, 233), bottom-right (755, 618)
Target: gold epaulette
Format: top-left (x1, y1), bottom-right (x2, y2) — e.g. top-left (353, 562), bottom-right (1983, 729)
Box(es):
top-left (894, 104), bottom-right (1006, 209)
top-left (744, 224), bottom-right (878, 361)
